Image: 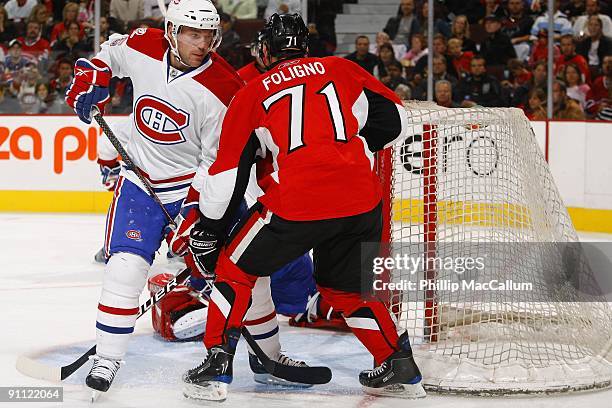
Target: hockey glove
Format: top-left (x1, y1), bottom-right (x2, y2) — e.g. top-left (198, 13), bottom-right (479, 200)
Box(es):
top-left (65, 58), bottom-right (111, 124)
top-left (98, 158), bottom-right (121, 191)
top-left (189, 225), bottom-right (222, 279)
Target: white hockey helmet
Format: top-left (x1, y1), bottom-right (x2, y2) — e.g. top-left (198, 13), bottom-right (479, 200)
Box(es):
top-left (164, 0), bottom-right (222, 64)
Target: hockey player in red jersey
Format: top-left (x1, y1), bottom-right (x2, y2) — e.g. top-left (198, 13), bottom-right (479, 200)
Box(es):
top-left (183, 13), bottom-right (425, 401)
top-left (236, 30), bottom-right (267, 83)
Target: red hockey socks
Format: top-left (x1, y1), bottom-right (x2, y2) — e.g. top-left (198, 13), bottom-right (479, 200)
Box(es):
top-left (318, 286), bottom-right (400, 365)
top-left (203, 253), bottom-right (258, 349)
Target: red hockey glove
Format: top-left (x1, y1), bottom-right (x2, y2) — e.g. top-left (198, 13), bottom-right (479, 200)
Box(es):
top-left (65, 58), bottom-right (111, 124)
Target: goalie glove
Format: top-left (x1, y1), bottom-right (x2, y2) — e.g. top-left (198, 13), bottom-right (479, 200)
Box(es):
top-left (98, 158), bottom-right (121, 191)
top-left (189, 224), bottom-right (222, 279)
top-left (65, 58), bottom-right (111, 124)
top-left (148, 273), bottom-right (208, 341)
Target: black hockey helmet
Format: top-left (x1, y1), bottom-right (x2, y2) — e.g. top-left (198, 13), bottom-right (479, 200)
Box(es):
top-left (259, 13), bottom-right (309, 65)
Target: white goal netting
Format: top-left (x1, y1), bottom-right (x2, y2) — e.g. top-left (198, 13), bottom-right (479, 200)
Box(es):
top-left (377, 102), bottom-right (612, 395)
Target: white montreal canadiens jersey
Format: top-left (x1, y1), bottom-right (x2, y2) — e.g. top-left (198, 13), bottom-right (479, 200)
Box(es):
top-left (95, 28), bottom-right (244, 204)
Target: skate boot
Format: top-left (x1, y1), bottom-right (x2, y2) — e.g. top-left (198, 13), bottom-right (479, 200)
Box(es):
top-left (359, 332), bottom-right (426, 398)
top-left (93, 247), bottom-right (107, 264)
top-left (182, 330), bottom-right (239, 401)
top-left (86, 355), bottom-right (122, 401)
top-left (249, 352), bottom-right (313, 388)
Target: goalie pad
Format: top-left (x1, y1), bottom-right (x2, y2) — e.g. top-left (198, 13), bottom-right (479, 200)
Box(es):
top-left (148, 273), bottom-right (207, 341)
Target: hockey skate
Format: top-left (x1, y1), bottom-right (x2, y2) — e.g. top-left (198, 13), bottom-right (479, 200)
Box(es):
top-left (249, 352), bottom-right (313, 388)
top-left (93, 247), bottom-right (106, 264)
top-left (288, 292), bottom-right (349, 331)
top-left (182, 342), bottom-right (235, 401)
top-left (85, 355), bottom-right (122, 401)
top-left (359, 332), bottom-right (426, 399)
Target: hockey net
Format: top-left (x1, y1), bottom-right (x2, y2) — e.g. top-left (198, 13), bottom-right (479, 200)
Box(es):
top-left (375, 101), bottom-right (612, 395)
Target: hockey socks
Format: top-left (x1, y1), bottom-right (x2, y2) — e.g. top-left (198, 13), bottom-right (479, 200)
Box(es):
top-left (318, 287), bottom-right (400, 365)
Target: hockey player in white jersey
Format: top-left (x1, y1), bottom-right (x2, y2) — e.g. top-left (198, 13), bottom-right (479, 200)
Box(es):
top-left (65, 0), bottom-right (311, 398)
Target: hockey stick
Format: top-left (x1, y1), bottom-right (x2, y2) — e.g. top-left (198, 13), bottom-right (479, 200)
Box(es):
top-left (15, 268), bottom-right (192, 382)
top-left (191, 286), bottom-right (333, 385)
top-left (92, 111), bottom-right (176, 227)
top-left (241, 327), bottom-right (332, 385)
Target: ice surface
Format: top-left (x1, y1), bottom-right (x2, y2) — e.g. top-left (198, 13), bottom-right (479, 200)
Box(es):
top-left (1, 213), bottom-right (611, 407)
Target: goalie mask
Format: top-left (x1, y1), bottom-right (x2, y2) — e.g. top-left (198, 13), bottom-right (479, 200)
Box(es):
top-left (260, 13), bottom-right (309, 68)
top-left (164, 0), bottom-right (221, 68)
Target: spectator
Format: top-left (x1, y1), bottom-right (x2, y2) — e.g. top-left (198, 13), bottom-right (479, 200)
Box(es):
top-left (482, 0), bottom-right (502, 23)
top-left (414, 33), bottom-right (457, 78)
top-left (0, 84), bottom-right (21, 113)
top-left (0, 4), bottom-right (18, 44)
top-left (17, 62), bottom-right (41, 113)
top-left (394, 83), bottom-right (412, 100)
top-left (52, 21), bottom-right (92, 61)
top-left (576, 15), bottom-right (612, 70)
top-left (143, 0), bottom-right (169, 26)
top-left (5, 39), bottom-right (28, 74)
top-left (74, 0), bottom-right (96, 33)
top-left (480, 14), bottom-right (517, 66)
top-left (413, 55), bottom-right (459, 100)
top-left (51, 2), bottom-right (85, 44)
top-left (524, 87), bottom-right (547, 119)
top-left (450, 14), bottom-right (477, 53)
top-left (573, 0), bottom-right (612, 38)
top-left (345, 35), bottom-right (378, 75)
top-left (498, 0), bottom-right (534, 61)
top-left (17, 21), bottom-right (51, 65)
top-left (444, 0), bottom-right (485, 24)
top-left (216, 12), bottom-right (242, 68)
top-left (529, 29), bottom-right (561, 66)
top-left (370, 31), bottom-right (406, 61)
top-left (383, 0), bottom-right (420, 46)
top-left (33, 81), bottom-right (64, 113)
top-left (218, 0), bottom-right (257, 19)
top-left (307, 23), bottom-right (333, 57)
top-left (4, 0), bottom-right (37, 24)
top-left (49, 58), bottom-right (73, 99)
top-left (381, 59), bottom-right (409, 91)
top-left (448, 38), bottom-right (474, 79)
top-left (417, 1), bottom-right (450, 38)
top-left (109, 0), bottom-right (144, 31)
top-left (556, 34), bottom-right (591, 83)
top-left (401, 33), bottom-right (427, 68)
top-left (585, 54), bottom-right (612, 117)
top-left (561, 62), bottom-right (591, 108)
top-left (531, 0), bottom-right (573, 41)
top-left (264, 0), bottom-right (301, 20)
top-left (435, 79), bottom-right (460, 108)
top-left (513, 60), bottom-right (548, 107)
top-left (29, 4), bottom-right (54, 40)
top-left (507, 59), bottom-right (532, 88)
top-left (373, 42), bottom-right (396, 80)
top-left (553, 80), bottom-right (585, 118)
top-left (458, 55), bottom-right (504, 107)
top-left (562, 0), bottom-right (586, 20)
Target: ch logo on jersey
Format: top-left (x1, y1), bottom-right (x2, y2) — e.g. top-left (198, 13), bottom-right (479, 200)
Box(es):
top-left (134, 95), bottom-right (190, 145)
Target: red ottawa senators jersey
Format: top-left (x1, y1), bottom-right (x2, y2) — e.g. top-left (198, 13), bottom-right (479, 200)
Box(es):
top-left (237, 61), bottom-right (266, 84)
top-left (201, 56), bottom-right (407, 222)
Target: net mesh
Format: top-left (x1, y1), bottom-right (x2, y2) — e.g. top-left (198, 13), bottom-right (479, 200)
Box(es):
top-left (380, 102), bottom-right (612, 394)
